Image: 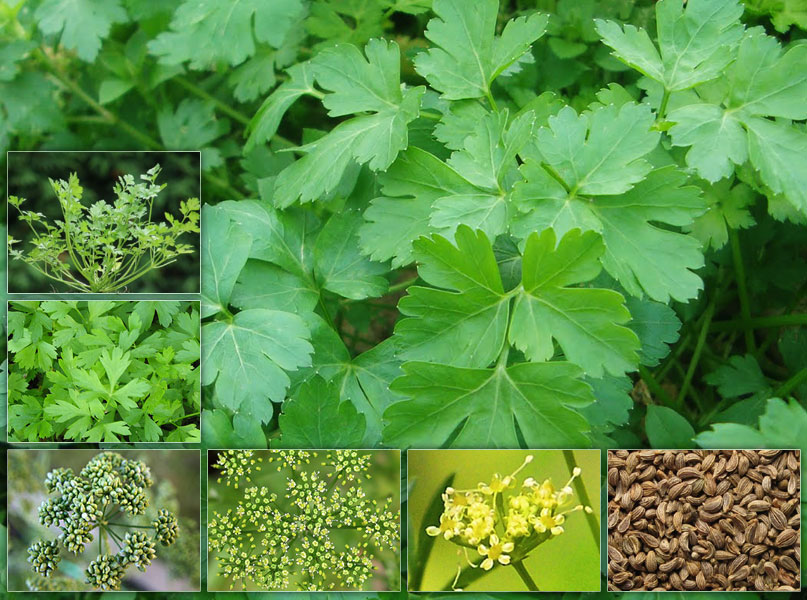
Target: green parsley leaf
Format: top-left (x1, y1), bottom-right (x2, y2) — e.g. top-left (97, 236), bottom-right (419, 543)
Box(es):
top-left (511, 228), bottom-right (639, 377)
top-left (201, 204), bottom-right (251, 318)
top-left (596, 0), bottom-right (744, 92)
top-left (276, 376), bottom-right (366, 448)
top-left (148, 0), bottom-right (305, 68)
top-left (202, 309), bottom-right (313, 422)
top-left (414, 0), bottom-right (548, 101)
top-left (645, 405), bottom-right (695, 448)
top-left (35, 0), bottom-right (128, 62)
top-left (274, 39), bottom-right (425, 206)
top-left (705, 355), bottom-right (771, 399)
top-left (385, 360), bottom-right (593, 448)
top-left (314, 211), bottom-right (389, 300)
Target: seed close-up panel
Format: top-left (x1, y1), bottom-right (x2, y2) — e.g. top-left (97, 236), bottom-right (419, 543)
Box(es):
top-left (608, 449), bottom-right (801, 591)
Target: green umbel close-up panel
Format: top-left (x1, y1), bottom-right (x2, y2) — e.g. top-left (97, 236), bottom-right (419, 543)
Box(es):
top-left (2, 0), bottom-right (806, 598)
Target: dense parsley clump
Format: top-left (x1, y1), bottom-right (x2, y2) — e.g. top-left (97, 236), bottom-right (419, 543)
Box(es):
top-left (208, 450), bottom-right (400, 591)
top-left (8, 164), bottom-right (199, 293)
top-left (7, 300), bottom-right (201, 443)
top-left (26, 452), bottom-right (179, 591)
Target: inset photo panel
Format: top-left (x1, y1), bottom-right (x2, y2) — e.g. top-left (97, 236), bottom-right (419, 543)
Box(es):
top-left (6, 299), bottom-right (201, 443)
top-left (607, 449), bottom-right (801, 591)
top-left (207, 449), bottom-right (401, 591)
top-left (407, 449), bottom-right (601, 592)
top-left (7, 151), bottom-right (200, 294)
top-left (7, 449), bottom-right (201, 592)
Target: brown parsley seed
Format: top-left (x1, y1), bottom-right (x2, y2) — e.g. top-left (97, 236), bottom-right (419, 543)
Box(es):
top-left (779, 555), bottom-right (798, 572)
top-left (729, 554), bottom-right (748, 574)
top-left (749, 544), bottom-right (768, 556)
top-left (696, 570), bottom-right (706, 590)
top-left (763, 561), bottom-right (778, 579)
top-left (747, 499), bottom-right (771, 512)
top-left (769, 507), bottom-right (787, 530)
top-left (727, 452), bottom-right (739, 472)
top-left (678, 467), bottom-right (701, 479)
top-left (645, 551), bottom-right (657, 572)
top-left (728, 565), bottom-right (750, 582)
top-left (703, 496), bottom-right (722, 512)
top-left (774, 529), bottom-right (798, 547)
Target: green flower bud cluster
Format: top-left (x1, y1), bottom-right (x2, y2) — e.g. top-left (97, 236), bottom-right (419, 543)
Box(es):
top-left (85, 554), bottom-right (125, 590)
top-left (213, 449), bottom-right (262, 488)
top-left (267, 450), bottom-right (317, 471)
top-left (118, 531), bottom-right (157, 571)
top-left (154, 509), bottom-right (179, 545)
top-left (209, 450), bottom-right (399, 591)
top-left (327, 450), bottom-right (372, 483)
top-left (27, 539), bottom-right (61, 576)
top-left (26, 452), bottom-right (180, 590)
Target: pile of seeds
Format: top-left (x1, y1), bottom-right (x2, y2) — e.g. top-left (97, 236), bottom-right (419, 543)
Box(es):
top-left (607, 450), bottom-right (800, 591)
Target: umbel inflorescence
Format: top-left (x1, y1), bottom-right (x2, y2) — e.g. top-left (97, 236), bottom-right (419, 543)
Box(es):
top-left (208, 449), bottom-right (400, 591)
top-left (427, 456), bottom-right (592, 590)
top-left (8, 164), bottom-right (199, 292)
top-left (27, 452), bottom-right (179, 590)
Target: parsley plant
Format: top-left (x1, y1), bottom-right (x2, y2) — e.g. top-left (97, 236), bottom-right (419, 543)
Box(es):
top-left (8, 164), bottom-right (199, 293)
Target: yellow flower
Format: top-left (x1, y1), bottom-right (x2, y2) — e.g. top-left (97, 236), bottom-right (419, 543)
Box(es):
top-left (426, 513), bottom-right (463, 540)
top-left (505, 511), bottom-right (531, 538)
top-left (463, 516), bottom-right (495, 545)
top-left (533, 508), bottom-right (565, 536)
top-left (466, 498), bottom-right (493, 521)
top-left (477, 534), bottom-right (514, 570)
top-left (479, 473), bottom-right (514, 495)
top-left (508, 494), bottom-right (531, 513)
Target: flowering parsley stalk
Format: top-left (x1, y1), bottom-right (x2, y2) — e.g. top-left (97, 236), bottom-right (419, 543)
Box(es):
top-left (426, 456), bottom-right (592, 591)
top-left (8, 164), bottom-right (199, 292)
top-left (26, 452), bottom-right (179, 591)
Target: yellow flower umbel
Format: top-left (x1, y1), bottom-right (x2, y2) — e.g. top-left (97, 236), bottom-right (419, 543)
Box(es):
top-left (424, 455), bottom-right (593, 589)
top-left (477, 533), bottom-right (514, 570)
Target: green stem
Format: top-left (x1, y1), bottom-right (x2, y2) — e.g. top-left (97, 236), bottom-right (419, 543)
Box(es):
top-left (638, 365), bottom-right (675, 407)
top-left (388, 275), bottom-right (419, 294)
top-left (677, 296), bottom-right (717, 408)
top-left (729, 227), bottom-right (755, 353)
top-left (710, 314), bottom-right (807, 332)
top-left (37, 49), bottom-right (161, 150)
top-left (562, 450), bottom-right (600, 550)
top-left (658, 89), bottom-right (671, 118)
top-left (164, 411), bottom-right (201, 426)
top-left (773, 367), bottom-right (807, 398)
top-left (174, 76), bottom-right (250, 126)
top-left (107, 522), bottom-right (155, 529)
top-left (512, 560), bottom-right (539, 592)
top-left (484, 88), bottom-right (499, 112)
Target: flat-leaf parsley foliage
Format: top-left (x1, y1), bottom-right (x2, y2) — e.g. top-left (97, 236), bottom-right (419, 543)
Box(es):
top-left (8, 301), bottom-right (200, 443)
top-left (208, 450), bottom-right (400, 591)
top-left (2, 0), bottom-right (807, 468)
